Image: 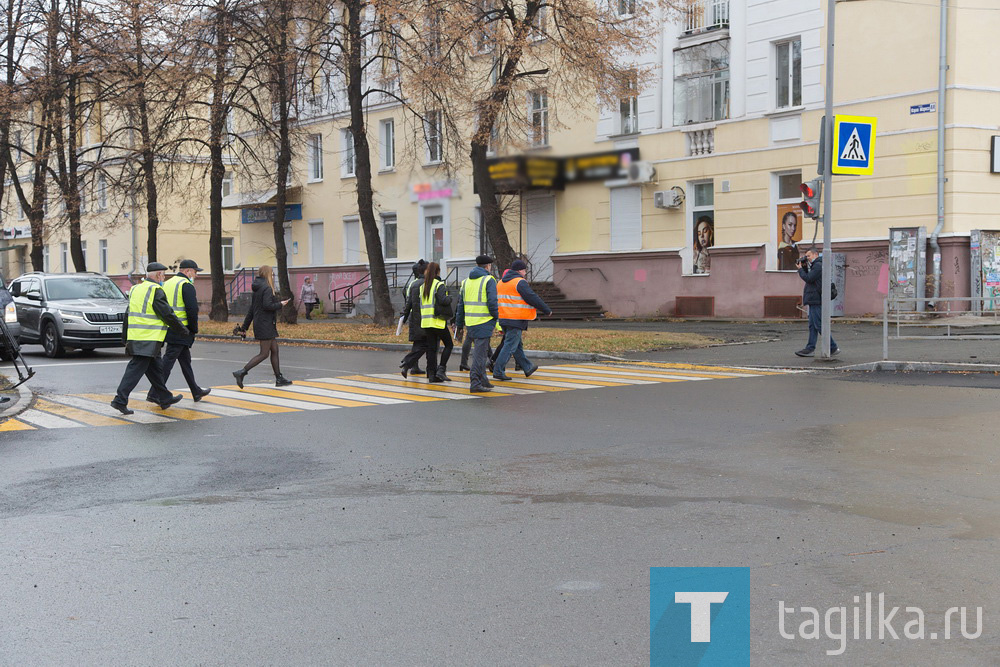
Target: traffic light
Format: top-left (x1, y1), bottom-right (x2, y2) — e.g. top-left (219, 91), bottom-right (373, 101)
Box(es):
top-left (800, 179), bottom-right (822, 220)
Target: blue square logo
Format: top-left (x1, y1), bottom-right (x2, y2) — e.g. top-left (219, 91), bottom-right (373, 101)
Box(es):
top-left (650, 567), bottom-right (750, 666)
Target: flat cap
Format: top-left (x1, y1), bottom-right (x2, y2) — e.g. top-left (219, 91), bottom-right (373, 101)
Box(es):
top-left (146, 262), bottom-right (169, 272)
top-left (179, 259), bottom-right (203, 271)
top-left (475, 254), bottom-right (494, 266)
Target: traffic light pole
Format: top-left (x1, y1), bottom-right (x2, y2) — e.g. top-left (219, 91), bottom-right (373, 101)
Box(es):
top-left (819, 0), bottom-right (837, 359)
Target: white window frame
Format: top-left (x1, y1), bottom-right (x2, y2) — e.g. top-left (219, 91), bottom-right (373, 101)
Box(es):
top-left (617, 0), bottom-right (636, 19)
top-left (379, 119), bottom-right (395, 170)
top-left (530, 90), bottom-right (549, 148)
top-left (99, 239), bottom-right (108, 273)
top-left (343, 215), bottom-right (362, 264)
top-left (382, 213), bottom-right (398, 260)
top-left (17, 201), bottom-right (24, 220)
top-left (342, 129), bottom-right (356, 177)
top-left (42, 245), bottom-right (50, 272)
top-left (530, 6), bottom-right (547, 41)
top-left (222, 171), bottom-right (234, 198)
top-left (308, 220), bottom-right (325, 266)
top-left (221, 237), bottom-right (235, 272)
top-left (673, 40), bottom-right (731, 126)
top-left (620, 72), bottom-right (639, 135)
top-left (308, 133), bottom-right (325, 181)
top-left (80, 240), bottom-right (88, 268)
top-left (686, 180), bottom-right (715, 275)
top-left (771, 170), bottom-right (804, 271)
top-left (60, 242), bottom-right (68, 273)
top-left (774, 38), bottom-right (802, 110)
top-left (424, 110), bottom-right (443, 164)
top-left (97, 174), bottom-right (107, 211)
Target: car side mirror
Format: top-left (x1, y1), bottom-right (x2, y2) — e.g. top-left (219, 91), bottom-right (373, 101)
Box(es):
top-left (9, 283), bottom-right (20, 296)
top-left (24, 292), bottom-right (41, 301)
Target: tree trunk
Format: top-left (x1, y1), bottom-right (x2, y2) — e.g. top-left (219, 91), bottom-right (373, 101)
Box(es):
top-left (271, 0), bottom-right (296, 325)
top-left (346, 0), bottom-right (393, 325)
top-left (471, 140), bottom-right (515, 271)
top-left (207, 0), bottom-right (230, 322)
top-left (139, 90), bottom-right (159, 263)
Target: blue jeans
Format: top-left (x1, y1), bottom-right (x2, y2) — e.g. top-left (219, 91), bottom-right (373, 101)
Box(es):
top-left (806, 305), bottom-right (837, 351)
top-left (493, 328), bottom-right (530, 375)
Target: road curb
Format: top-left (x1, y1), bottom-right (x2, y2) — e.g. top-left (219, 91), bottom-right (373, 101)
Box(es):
top-left (195, 335), bottom-right (628, 362)
top-left (842, 361), bottom-right (1000, 373)
top-left (0, 378), bottom-right (34, 422)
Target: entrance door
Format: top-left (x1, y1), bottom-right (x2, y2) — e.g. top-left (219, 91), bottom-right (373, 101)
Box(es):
top-left (525, 194), bottom-right (556, 281)
top-left (425, 212), bottom-right (444, 263)
top-left (343, 219), bottom-right (361, 264)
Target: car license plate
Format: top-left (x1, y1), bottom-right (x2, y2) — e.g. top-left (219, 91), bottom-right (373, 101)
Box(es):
top-left (100, 324), bottom-right (122, 334)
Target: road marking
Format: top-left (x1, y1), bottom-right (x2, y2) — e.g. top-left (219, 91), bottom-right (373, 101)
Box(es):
top-left (325, 377), bottom-right (480, 399)
top-left (44, 395), bottom-right (179, 424)
top-left (0, 359), bottom-right (129, 368)
top-left (173, 394), bottom-right (262, 417)
top-left (192, 394), bottom-right (301, 414)
top-left (296, 380), bottom-right (445, 402)
top-left (78, 394), bottom-right (220, 421)
top-left (209, 388), bottom-right (334, 410)
top-left (596, 361), bottom-right (778, 376)
top-left (235, 385), bottom-right (378, 408)
top-left (558, 365), bottom-right (720, 381)
top-left (33, 398), bottom-right (130, 427)
top-left (16, 409), bottom-right (85, 429)
top-left (360, 375), bottom-right (510, 398)
top-left (267, 383), bottom-right (411, 405)
top-left (0, 419), bottom-right (34, 431)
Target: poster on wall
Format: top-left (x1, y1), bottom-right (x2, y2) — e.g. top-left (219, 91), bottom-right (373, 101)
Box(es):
top-left (692, 213), bottom-right (714, 274)
top-left (970, 230), bottom-right (1000, 313)
top-left (776, 204), bottom-right (803, 271)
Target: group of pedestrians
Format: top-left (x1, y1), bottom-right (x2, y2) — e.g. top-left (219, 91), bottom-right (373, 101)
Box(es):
top-left (111, 262), bottom-right (292, 415)
top-left (400, 255), bottom-right (552, 393)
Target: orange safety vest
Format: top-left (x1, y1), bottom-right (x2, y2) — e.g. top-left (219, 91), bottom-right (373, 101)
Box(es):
top-left (497, 277), bottom-right (537, 321)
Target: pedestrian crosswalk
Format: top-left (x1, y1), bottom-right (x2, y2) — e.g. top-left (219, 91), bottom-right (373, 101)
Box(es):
top-left (0, 362), bottom-right (784, 432)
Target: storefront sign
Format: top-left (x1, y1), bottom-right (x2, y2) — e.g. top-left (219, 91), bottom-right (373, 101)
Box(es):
top-left (241, 203), bottom-right (303, 224)
top-left (481, 149), bottom-right (640, 193)
top-left (1, 225), bottom-right (31, 239)
top-left (410, 180), bottom-right (459, 202)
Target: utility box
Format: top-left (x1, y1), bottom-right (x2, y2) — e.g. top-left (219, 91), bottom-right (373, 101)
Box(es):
top-left (970, 230), bottom-right (1000, 314)
top-left (888, 227), bottom-right (927, 312)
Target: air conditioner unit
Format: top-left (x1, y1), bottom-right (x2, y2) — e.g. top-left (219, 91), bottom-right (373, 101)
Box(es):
top-left (653, 188), bottom-right (684, 209)
top-left (627, 161), bottom-right (656, 184)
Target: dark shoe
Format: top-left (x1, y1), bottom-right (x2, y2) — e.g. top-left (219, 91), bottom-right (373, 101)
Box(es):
top-left (795, 348), bottom-right (815, 358)
top-left (493, 373), bottom-right (512, 381)
top-left (428, 376), bottom-right (445, 383)
top-left (487, 361), bottom-right (494, 373)
top-left (523, 363), bottom-right (538, 378)
top-left (410, 368), bottom-right (426, 376)
top-left (483, 380), bottom-right (495, 389)
top-left (193, 388), bottom-right (212, 402)
top-left (233, 369), bottom-right (247, 389)
top-left (275, 375), bottom-right (293, 387)
top-left (401, 366), bottom-right (409, 379)
top-left (470, 386), bottom-right (492, 393)
top-left (158, 394), bottom-right (183, 410)
top-left (831, 347), bottom-right (841, 356)
top-left (459, 365), bottom-right (471, 372)
top-left (436, 369), bottom-right (452, 382)
top-left (514, 364), bottom-right (522, 372)
top-left (110, 401), bottom-right (134, 416)
top-left (145, 394), bottom-right (158, 404)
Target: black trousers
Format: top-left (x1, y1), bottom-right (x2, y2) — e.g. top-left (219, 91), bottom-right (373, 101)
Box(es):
top-left (158, 343), bottom-right (203, 395)
top-left (400, 339), bottom-right (428, 370)
top-left (114, 353), bottom-right (172, 406)
top-left (424, 327), bottom-right (454, 378)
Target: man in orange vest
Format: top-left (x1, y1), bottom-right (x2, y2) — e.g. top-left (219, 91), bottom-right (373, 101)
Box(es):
top-left (493, 259), bottom-right (552, 381)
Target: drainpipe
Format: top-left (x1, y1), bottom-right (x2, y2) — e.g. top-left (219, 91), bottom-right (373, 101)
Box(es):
top-left (930, 0), bottom-right (948, 306)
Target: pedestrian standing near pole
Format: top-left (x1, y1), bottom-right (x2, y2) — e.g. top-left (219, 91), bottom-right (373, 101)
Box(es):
top-left (455, 255), bottom-right (498, 393)
top-left (147, 259), bottom-right (211, 403)
top-left (399, 260), bottom-right (428, 377)
top-left (419, 261), bottom-right (454, 383)
top-left (232, 265), bottom-right (292, 389)
top-left (299, 276), bottom-right (318, 320)
top-left (111, 262), bottom-right (190, 415)
top-left (493, 259), bottom-right (551, 381)
top-left (795, 248), bottom-right (840, 358)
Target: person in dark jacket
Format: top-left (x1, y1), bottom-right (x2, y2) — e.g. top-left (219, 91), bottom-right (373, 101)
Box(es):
top-left (795, 248), bottom-right (840, 357)
top-left (419, 262), bottom-right (454, 383)
top-left (455, 255), bottom-right (499, 392)
top-left (233, 265), bottom-right (292, 388)
top-left (146, 259), bottom-right (210, 403)
top-left (399, 260), bottom-right (428, 377)
top-left (111, 262), bottom-right (190, 415)
top-left (493, 259), bottom-right (551, 381)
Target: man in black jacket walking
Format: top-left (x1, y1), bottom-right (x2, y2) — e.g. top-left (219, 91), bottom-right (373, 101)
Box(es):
top-left (147, 259), bottom-right (211, 402)
top-left (795, 248), bottom-right (840, 357)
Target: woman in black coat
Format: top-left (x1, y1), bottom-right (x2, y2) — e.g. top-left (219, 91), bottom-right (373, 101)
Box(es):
top-left (399, 265), bottom-right (428, 378)
top-left (233, 265), bottom-right (292, 388)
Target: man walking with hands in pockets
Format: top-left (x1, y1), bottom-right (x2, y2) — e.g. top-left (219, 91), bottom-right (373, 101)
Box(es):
top-left (455, 255), bottom-right (499, 393)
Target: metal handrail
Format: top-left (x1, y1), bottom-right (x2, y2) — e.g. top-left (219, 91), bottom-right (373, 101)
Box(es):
top-left (883, 296), bottom-right (1000, 359)
top-left (226, 267), bottom-right (257, 304)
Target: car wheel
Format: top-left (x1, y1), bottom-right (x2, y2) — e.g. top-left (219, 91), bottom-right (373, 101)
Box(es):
top-left (42, 322), bottom-right (65, 358)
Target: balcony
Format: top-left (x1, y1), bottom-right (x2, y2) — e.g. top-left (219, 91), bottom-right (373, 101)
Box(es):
top-left (683, 0), bottom-right (729, 35)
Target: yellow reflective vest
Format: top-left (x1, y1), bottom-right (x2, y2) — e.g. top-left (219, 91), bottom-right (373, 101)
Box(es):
top-left (462, 275), bottom-right (494, 327)
top-left (126, 280), bottom-right (169, 342)
top-left (419, 279), bottom-right (446, 330)
top-left (163, 274), bottom-right (190, 326)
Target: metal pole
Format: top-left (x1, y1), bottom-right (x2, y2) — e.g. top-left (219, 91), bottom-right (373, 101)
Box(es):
top-left (883, 297), bottom-right (889, 360)
top-left (820, 0), bottom-right (836, 358)
top-left (929, 0), bottom-right (948, 306)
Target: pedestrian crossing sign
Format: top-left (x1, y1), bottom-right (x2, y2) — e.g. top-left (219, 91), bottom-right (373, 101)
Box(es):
top-left (832, 115), bottom-right (877, 175)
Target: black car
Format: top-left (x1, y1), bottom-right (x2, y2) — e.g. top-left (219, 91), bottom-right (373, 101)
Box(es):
top-left (0, 276), bottom-right (22, 361)
top-left (10, 272), bottom-right (128, 357)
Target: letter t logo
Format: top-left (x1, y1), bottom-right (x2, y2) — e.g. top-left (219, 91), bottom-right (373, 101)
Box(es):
top-left (675, 592), bottom-right (730, 642)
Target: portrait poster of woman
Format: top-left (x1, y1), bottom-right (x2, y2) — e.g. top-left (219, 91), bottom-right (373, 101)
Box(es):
top-left (776, 204), bottom-right (803, 271)
top-left (692, 214), bottom-right (714, 275)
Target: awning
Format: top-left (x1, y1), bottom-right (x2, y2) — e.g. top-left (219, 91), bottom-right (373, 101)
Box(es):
top-left (0, 244), bottom-right (27, 252)
top-left (220, 186), bottom-right (300, 209)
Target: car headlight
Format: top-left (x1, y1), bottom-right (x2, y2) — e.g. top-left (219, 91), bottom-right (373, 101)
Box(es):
top-left (58, 309), bottom-right (85, 322)
top-left (4, 303), bottom-right (15, 324)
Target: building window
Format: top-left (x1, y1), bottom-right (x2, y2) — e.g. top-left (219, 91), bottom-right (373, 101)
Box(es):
top-left (617, 0), bottom-right (636, 18)
top-left (530, 5), bottom-right (547, 40)
top-left (530, 90), bottom-right (548, 147)
top-left (424, 110), bottom-right (442, 163)
top-left (222, 171), bottom-right (234, 198)
top-left (80, 184), bottom-right (87, 213)
top-left (99, 239), bottom-right (108, 273)
top-left (97, 174), bottom-right (107, 211)
top-left (620, 71), bottom-right (639, 135)
top-left (342, 129), bottom-right (356, 176)
top-left (382, 214), bottom-right (397, 259)
top-left (673, 40), bottom-right (730, 125)
top-left (380, 119), bottom-right (395, 170)
top-left (309, 222), bottom-right (325, 265)
top-left (221, 237), bottom-right (234, 272)
top-left (43, 245), bottom-right (50, 272)
top-left (17, 202), bottom-right (24, 221)
top-left (610, 186), bottom-right (642, 252)
top-left (776, 172), bottom-right (804, 271)
top-left (690, 181), bottom-right (714, 275)
top-left (309, 133), bottom-right (324, 181)
top-left (80, 240), bottom-right (87, 268)
top-left (61, 242), bottom-right (68, 272)
top-left (775, 38), bottom-right (802, 109)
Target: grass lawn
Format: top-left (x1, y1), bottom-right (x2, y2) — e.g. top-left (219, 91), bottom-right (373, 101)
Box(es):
top-left (197, 320), bottom-right (717, 355)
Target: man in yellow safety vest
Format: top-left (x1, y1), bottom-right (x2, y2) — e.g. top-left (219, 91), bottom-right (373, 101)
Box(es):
top-left (455, 255), bottom-right (499, 392)
top-left (111, 262), bottom-right (191, 415)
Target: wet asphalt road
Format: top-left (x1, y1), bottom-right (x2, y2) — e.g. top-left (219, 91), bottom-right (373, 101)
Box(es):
top-left (2, 343), bottom-right (999, 665)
